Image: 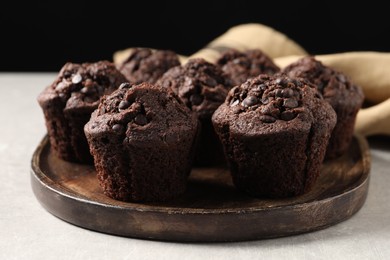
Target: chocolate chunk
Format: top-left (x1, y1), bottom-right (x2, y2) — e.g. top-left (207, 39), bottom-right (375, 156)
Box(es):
top-left (118, 100), bottom-right (131, 110)
top-left (230, 99), bottom-right (239, 107)
top-left (261, 97), bottom-right (269, 105)
top-left (275, 89), bottom-right (283, 97)
top-left (204, 78), bottom-right (217, 87)
top-left (184, 77), bottom-right (194, 86)
top-left (275, 98), bottom-right (284, 107)
top-left (232, 58), bottom-right (241, 64)
top-left (58, 93), bottom-right (67, 101)
top-left (112, 124), bottom-right (124, 132)
top-left (72, 74), bottom-right (82, 84)
top-left (275, 78), bottom-right (282, 85)
top-left (134, 114), bottom-right (148, 125)
top-left (242, 96), bottom-right (259, 107)
top-left (284, 98), bottom-right (298, 108)
top-left (258, 84), bottom-right (267, 91)
top-left (84, 96), bottom-right (97, 103)
top-left (63, 71), bottom-right (71, 78)
top-left (282, 88), bottom-right (294, 98)
top-left (259, 115), bottom-right (276, 123)
top-left (190, 94), bottom-right (204, 106)
top-left (280, 110), bottom-right (296, 121)
top-left (119, 82), bottom-right (131, 89)
top-left (80, 86), bottom-right (94, 95)
top-left (336, 74), bottom-right (347, 83)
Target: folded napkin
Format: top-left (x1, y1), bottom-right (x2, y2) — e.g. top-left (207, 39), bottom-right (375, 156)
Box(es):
top-left (114, 23), bottom-right (390, 136)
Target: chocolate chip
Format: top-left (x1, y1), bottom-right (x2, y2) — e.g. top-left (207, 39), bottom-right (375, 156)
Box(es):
top-left (283, 98), bottom-right (298, 108)
top-left (80, 87), bottom-right (93, 94)
top-left (276, 98), bottom-right (284, 107)
top-left (55, 82), bottom-right (67, 91)
top-left (232, 58), bottom-right (241, 64)
top-left (119, 82), bottom-right (131, 89)
top-left (118, 100), bottom-right (131, 110)
top-left (134, 114), bottom-right (148, 126)
top-left (258, 84), bottom-right (267, 91)
top-left (282, 88), bottom-right (294, 98)
top-left (275, 78), bottom-right (283, 84)
top-left (260, 104), bottom-right (272, 114)
top-left (260, 115), bottom-right (276, 123)
top-left (275, 89), bottom-right (283, 97)
top-left (294, 80), bottom-right (303, 87)
top-left (72, 74), bottom-right (82, 84)
top-left (58, 93), bottom-right (67, 101)
top-left (230, 99), bottom-right (239, 107)
top-left (242, 96), bottom-right (259, 107)
top-left (112, 124), bottom-right (124, 132)
top-left (204, 78), bottom-right (217, 87)
top-left (184, 77), bottom-right (194, 86)
top-left (337, 74), bottom-right (347, 83)
top-left (261, 97), bottom-right (269, 105)
top-left (190, 94), bottom-right (203, 106)
top-left (280, 110), bottom-right (296, 121)
top-left (80, 87), bottom-right (89, 94)
top-left (84, 96), bottom-right (97, 103)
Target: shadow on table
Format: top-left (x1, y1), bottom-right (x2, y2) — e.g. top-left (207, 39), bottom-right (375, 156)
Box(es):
top-left (195, 137), bottom-right (390, 248)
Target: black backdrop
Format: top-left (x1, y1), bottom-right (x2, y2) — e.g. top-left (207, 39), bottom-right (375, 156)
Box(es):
top-left (1, 1), bottom-right (390, 71)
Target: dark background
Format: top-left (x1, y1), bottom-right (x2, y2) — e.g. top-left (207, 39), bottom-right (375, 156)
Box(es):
top-left (1, 1), bottom-right (389, 71)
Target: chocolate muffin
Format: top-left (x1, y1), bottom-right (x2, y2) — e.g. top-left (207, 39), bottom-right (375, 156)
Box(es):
top-left (84, 83), bottom-right (199, 202)
top-left (117, 48), bottom-right (180, 84)
top-left (157, 58), bottom-right (233, 165)
top-left (283, 57), bottom-right (364, 159)
top-left (37, 61), bottom-right (127, 163)
top-left (217, 49), bottom-right (280, 86)
top-left (212, 74), bottom-right (336, 198)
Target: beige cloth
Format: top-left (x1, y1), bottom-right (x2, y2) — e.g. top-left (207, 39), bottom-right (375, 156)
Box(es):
top-left (113, 23), bottom-right (390, 136)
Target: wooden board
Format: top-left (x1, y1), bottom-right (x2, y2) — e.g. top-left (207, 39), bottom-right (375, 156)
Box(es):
top-left (30, 135), bottom-right (371, 242)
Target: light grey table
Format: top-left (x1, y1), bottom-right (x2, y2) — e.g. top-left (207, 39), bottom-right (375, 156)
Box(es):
top-left (0, 73), bottom-right (389, 260)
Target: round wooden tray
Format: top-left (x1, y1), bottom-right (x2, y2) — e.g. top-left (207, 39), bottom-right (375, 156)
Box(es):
top-left (31, 135), bottom-right (371, 242)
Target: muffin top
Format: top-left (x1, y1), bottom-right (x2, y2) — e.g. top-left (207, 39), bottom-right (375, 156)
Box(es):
top-left (282, 56), bottom-right (364, 108)
top-left (217, 49), bottom-right (280, 86)
top-left (85, 82), bottom-right (198, 144)
top-left (38, 61), bottom-right (126, 111)
top-left (212, 74), bottom-right (336, 135)
top-left (118, 48), bottom-right (180, 84)
top-left (157, 58), bottom-right (233, 119)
